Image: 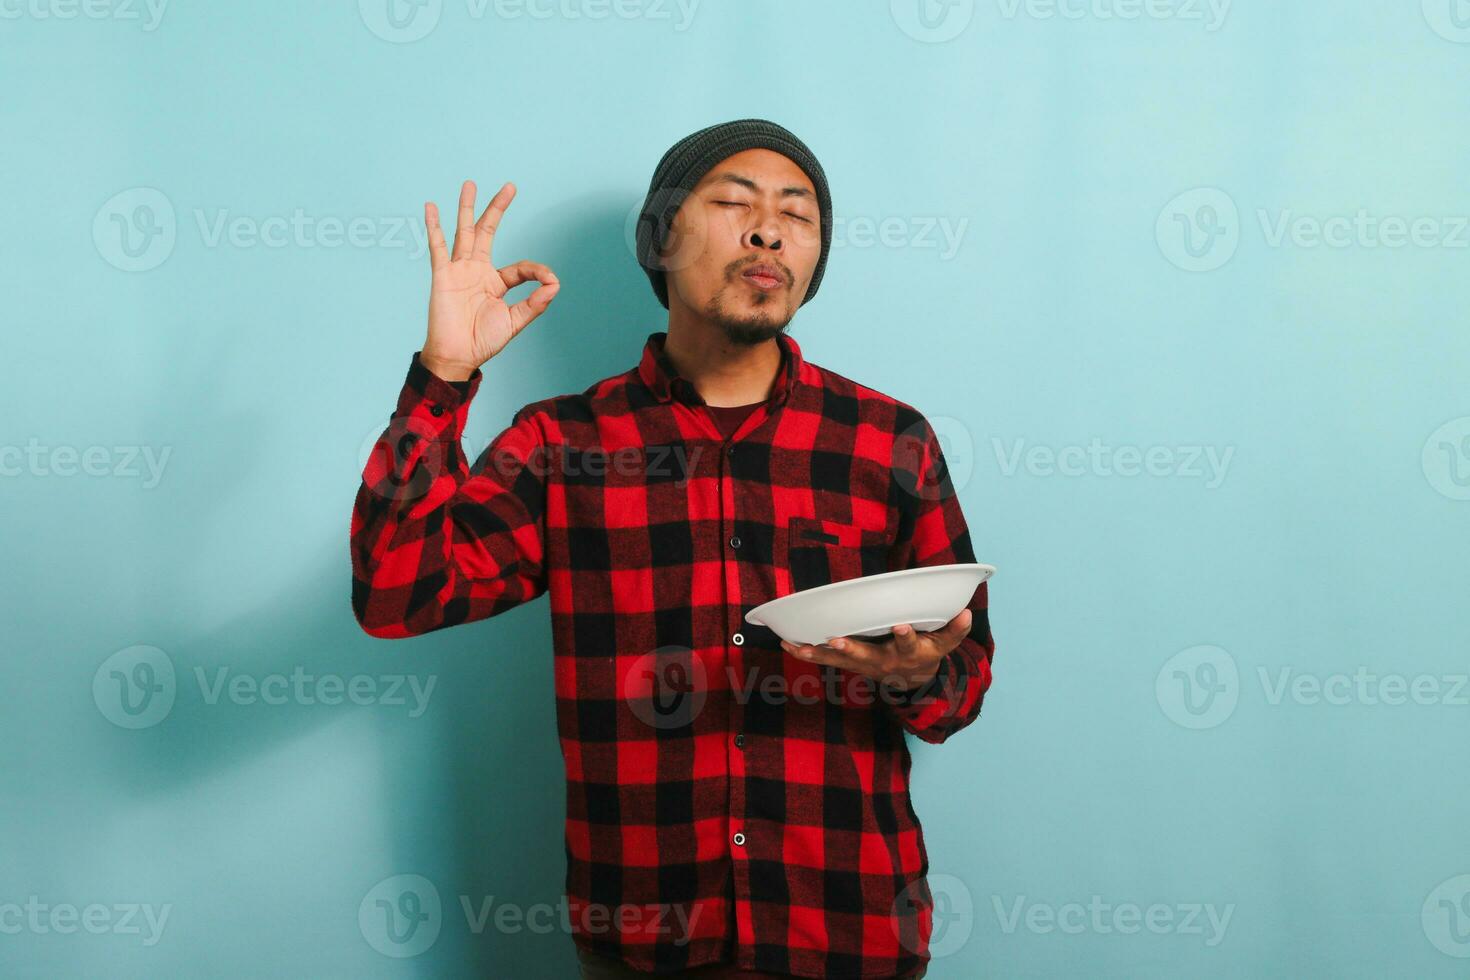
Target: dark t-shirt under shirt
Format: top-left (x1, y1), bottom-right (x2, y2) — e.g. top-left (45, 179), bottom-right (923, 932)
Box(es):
top-left (704, 401), bottom-right (764, 440)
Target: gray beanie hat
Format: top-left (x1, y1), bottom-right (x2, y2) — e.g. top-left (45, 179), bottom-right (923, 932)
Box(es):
top-left (634, 118), bottom-right (833, 309)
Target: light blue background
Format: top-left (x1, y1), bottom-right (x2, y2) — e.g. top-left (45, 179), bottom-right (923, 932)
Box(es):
top-left (4, 1), bottom-right (1469, 977)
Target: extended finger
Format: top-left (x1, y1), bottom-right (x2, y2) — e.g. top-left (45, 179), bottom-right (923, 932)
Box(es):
top-left (822, 633), bottom-right (884, 669)
top-left (424, 201), bottom-right (449, 271)
top-left (451, 180), bottom-right (477, 261)
top-left (472, 181), bottom-right (516, 264)
top-left (779, 638), bottom-right (869, 673)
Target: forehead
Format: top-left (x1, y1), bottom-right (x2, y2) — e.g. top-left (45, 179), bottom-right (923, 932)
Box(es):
top-left (693, 148), bottom-right (815, 195)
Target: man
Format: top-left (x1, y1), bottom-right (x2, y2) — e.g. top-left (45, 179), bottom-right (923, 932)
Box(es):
top-left (351, 119), bottom-right (996, 979)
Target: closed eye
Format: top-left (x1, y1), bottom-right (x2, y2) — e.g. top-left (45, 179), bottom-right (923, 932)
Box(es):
top-left (716, 200), bottom-right (813, 224)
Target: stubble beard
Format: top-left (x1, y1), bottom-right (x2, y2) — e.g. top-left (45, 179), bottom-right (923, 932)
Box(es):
top-left (704, 281), bottom-right (795, 348)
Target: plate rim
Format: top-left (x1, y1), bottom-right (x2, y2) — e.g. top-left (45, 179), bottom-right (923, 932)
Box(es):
top-left (745, 562), bottom-right (996, 626)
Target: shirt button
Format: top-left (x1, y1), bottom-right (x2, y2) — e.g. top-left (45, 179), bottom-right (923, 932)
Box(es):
top-left (729, 535), bottom-right (741, 549)
top-left (727, 445), bottom-right (736, 456)
top-left (732, 632), bottom-right (744, 646)
top-left (734, 733), bottom-right (745, 749)
top-left (733, 832), bottom-right (746, 846)
top-left (428, 404), bottom-right (445, 417)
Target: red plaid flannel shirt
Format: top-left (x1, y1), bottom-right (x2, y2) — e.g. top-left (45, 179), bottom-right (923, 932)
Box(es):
top-left (351, 330), bottom-right (995, 977)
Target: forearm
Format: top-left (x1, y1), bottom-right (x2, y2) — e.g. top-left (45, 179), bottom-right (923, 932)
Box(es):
top-left (351, 352), bottom-right (547, 637)
top-left (879, 412), bottom-right (997, 743)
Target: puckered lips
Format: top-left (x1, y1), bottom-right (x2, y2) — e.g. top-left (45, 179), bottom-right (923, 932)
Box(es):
top-left (739, 262), bottom-right (785, 291)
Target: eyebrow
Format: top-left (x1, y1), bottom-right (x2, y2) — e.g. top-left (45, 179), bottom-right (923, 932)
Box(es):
top-left (705, 171), bottom-right (814, 200)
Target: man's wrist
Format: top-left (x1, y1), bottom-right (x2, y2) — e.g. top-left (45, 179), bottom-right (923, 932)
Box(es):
top-left (878, 664), bottom-right (940, 694)
top-left (419, 351), bottom-right (479, 382)
top-left (874, 658), bottom-right (947, 704)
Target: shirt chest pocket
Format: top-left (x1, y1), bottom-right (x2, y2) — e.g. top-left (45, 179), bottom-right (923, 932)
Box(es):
top-left (783, 516), bottom-right (892, 594)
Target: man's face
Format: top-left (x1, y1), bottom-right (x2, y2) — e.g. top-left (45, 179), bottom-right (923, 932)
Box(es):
top-left (658, 148), bottom-right (823, 346)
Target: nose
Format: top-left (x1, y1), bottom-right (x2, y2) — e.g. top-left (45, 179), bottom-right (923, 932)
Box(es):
top-left (742, 205), bottom-right (784, 253)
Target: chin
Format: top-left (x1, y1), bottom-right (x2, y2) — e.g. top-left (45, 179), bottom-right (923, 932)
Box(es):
top-left (698, 279), bottom-right (797, 346)
top-left (709, 310), bottom-right (789, 347)
top-left (729, 323), bottom-right (789, 347)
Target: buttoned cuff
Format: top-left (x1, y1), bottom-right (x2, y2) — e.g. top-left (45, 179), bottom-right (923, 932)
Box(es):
top-left (398, 351), bottom-right (484, 441)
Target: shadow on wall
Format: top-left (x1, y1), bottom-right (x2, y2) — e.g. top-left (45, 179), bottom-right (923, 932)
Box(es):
top-left (101, 196), bottom-right (666, 978)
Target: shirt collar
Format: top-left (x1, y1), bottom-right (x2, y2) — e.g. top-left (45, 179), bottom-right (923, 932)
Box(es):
top-left (637, 330), bottom-right (804, 408)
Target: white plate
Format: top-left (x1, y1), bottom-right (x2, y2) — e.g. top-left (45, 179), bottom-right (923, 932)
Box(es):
top-left (745, 563), bottom-right (995, 646)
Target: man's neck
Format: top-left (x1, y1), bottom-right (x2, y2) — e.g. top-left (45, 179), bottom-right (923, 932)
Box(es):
top-left (661, 318), bottom-right (784, 408)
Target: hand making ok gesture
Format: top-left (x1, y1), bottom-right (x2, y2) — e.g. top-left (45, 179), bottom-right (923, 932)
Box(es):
top-left (420, 180), bottom-right (560, 381)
